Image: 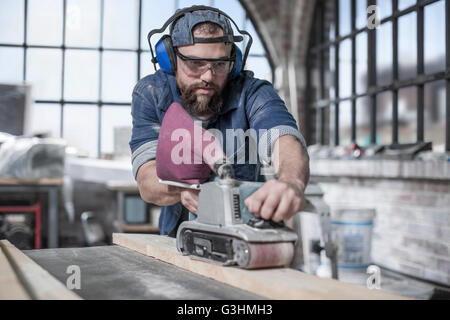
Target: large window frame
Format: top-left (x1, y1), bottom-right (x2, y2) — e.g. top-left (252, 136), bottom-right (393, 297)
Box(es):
top-left (307, 0), bottom-right (450, 152)
top-left (0, 0), bottom-right (273, 158)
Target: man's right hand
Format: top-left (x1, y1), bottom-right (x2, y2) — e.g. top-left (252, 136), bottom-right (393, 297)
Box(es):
top-left (180, 188), bottom-right (200, 215)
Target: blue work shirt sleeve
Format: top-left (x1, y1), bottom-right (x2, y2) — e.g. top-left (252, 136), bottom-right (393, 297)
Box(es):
top-left (129, 84), bottom-right (161, 179)
top-left (246, 81), bottom-right (307, 163)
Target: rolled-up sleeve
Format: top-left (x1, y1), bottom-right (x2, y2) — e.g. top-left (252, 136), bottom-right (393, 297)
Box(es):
top-left (246, 81), bottom-right (307, 163)
top-left (129, 85), bottom-right (161, 179)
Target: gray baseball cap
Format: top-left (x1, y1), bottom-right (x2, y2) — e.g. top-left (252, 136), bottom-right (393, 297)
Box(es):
top-left (170, 8), bottom-right (243, 47)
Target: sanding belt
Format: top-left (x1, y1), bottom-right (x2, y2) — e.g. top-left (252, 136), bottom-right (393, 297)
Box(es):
top-left (237, 182), bottom-right (294, 269)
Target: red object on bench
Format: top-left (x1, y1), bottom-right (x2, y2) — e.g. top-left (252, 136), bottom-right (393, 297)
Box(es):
top-left (0, 200), bottom-right (41, 249)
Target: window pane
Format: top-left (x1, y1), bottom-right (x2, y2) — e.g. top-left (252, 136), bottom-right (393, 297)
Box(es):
top-left (376, 22), bottom-right (392, 86)
top-left (26, 49), bottom-right (62, 100)
top-left (245, 56), bottom-right (271, 82)
top-left (309, 53), bottom-right (320, 102)
top-left (398, 86), bottom-right (417, 143)
top-left (398, 0), bottom-right (416, 11)
top-left (356, 32), bottom-right (368, 94)
top-left (64, 50), bottom-right (99, 101)
top-left (339, 100), bottom-right (352, 146)
top-left (398, 13), bottom-right (417, 81)
top-left (339, 39), bottom-right (352, 98)
top-left (330, 104), bottom-right (337, 145)
top-left (377, 91), bottom-right (392, 145)
top-left (141, 0), bottom-right (175, 50)
top-left (377, 0), bottom-right (392, 19)
top-left (424, 1), bottom-right (445, 74)
top-left (213, 0), bottom-right (246, 34)
top-left (356, 0), bottom-right (367, 30)
top-left (101, 105), bottom-right (132, 156)
top-left (28, 103), bottom-right (61, 138)
top-left (323, 105), bottom-right (332, 145)
top-left (0, 48), bottom-right (23, 83)
top-left (356, 97), bottom-right (371, 146)
top-left (66, 0), bottom-right (101, 47)
top-left (178, 0), bottom-right (210, 8)
top-left (323, 48), bottom-right (333, 100)
top-left (329, 22), bottom-right (336, 41)
top-left (246, 21), bottom-right (265, 56)
top-left (63, 104), bottom-right (98, 157)
top-left (103, 0), bottom-right (139, 49)
top-left (102, 51), bottom-right (137, 102)
top-left (425, 81), bottom-right (445, 151)
top-left (27, 0), bottom-right (63, 46)
top-left (140, 52), bottom-right (156, 79)
top-left (0, 0), bottom-right (24, 44)
top-left (329, 46), bottom-right (336, 98)
top-left (339, 0), bottom-right (352, 37)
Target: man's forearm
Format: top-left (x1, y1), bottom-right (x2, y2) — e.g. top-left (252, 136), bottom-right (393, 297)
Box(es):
top-left (272, 135), bottom-right (310, 189)
top-left (136, 160), bottom-right (181, 206)
top-left (244, 134), bottom-right (309, 221)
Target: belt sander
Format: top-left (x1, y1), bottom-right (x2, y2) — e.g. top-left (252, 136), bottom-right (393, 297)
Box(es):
top-left (176, 163), bottom-right (298, 269)
top-left (156, 102), bottom-right (297, 269)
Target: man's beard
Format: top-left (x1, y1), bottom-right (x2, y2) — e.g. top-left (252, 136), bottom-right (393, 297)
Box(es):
top-left (179, 82), bottom-right (223, 117)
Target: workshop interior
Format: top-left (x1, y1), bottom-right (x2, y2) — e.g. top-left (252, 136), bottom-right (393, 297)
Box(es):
top-left (0, 0), bottom-right (449, 301)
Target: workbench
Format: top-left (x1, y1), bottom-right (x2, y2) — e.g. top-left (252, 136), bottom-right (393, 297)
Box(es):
top-left (0, 178), bottom-right (62, 248)
top-left (0, 233), bottom-right (432, 300)
top-left (24, 245), bottom-right (263, 299)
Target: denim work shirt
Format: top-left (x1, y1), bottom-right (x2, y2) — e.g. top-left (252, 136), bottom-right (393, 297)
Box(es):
top-left (129, 69), bottom-right (307, 236)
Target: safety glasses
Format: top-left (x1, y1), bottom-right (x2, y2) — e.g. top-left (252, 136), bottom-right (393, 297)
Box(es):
top-left (175, 49), bottom-right (233, 77)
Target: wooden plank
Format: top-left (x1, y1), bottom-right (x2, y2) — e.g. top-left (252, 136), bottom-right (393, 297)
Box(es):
top-left (106, 181), bottom-right (139, 191)
top-left (0, 240), bottom-right (81, 300)
top-left (112, 233), bottom-right (412, 300)
top-left (122, 224), bottom-right (159, 233)
top-left (0, 246), bottom-right (30, 300)
top-left (0, 178), bottom-right (63, 186)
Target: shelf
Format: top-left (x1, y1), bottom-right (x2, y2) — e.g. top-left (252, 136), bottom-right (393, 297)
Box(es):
top-left (310, 159), bottom-right (450, 181)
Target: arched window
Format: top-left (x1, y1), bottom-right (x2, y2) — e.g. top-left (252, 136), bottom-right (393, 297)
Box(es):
top-left (307, 0), bottom-right (448, 152)
top-left (0, 0), bottom-right (272, 158)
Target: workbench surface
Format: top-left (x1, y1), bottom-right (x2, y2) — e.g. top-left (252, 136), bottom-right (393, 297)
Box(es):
top-left (24, 245), bottom-right (264, 300)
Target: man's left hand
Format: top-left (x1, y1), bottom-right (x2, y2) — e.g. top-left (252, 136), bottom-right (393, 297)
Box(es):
top-left (244, 178), bottom-right (306, 222)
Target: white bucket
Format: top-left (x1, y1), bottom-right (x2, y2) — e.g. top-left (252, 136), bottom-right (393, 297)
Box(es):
top-left (331, 208), bottom-right (375, 270)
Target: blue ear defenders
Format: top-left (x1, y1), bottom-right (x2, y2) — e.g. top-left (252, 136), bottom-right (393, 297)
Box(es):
top-left (148, 5), bottom-right (252, 80)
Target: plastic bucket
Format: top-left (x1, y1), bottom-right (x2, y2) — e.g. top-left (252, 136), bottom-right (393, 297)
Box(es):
top-left (331, 208), bottom-right (375, 270)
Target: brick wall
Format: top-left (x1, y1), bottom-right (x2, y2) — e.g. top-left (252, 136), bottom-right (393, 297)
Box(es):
top-left (312, 159), bottom-right (450, 286)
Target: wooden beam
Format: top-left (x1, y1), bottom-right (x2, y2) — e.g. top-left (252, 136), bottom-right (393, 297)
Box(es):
top-left (0, 245), bottom-right (30, 300)
top-left (113, 233), bottom-right (411, 300)
top-left (122, 224), bottom-right (159, 233)
top-left (0, 240), bottom-right (81, 300)
top-left (0, 178), bottom-right (63, 186)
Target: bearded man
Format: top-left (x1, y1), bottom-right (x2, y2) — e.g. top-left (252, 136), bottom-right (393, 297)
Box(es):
top-left (129, 7), bottom-right (309, 237)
